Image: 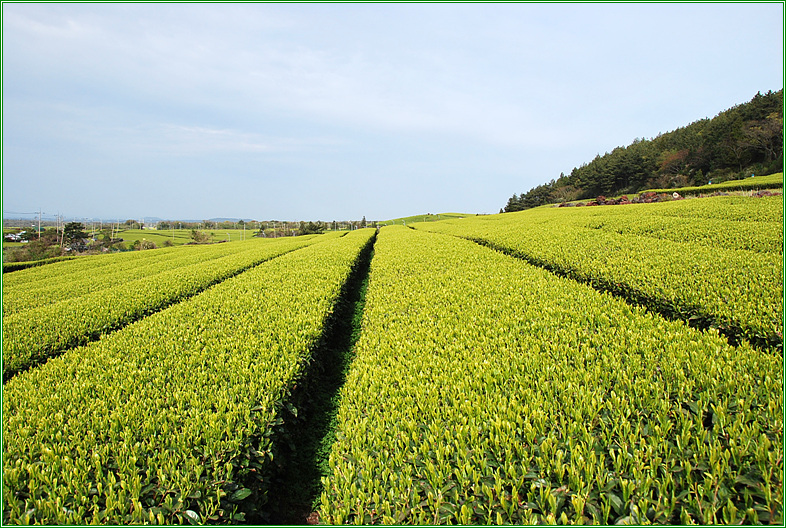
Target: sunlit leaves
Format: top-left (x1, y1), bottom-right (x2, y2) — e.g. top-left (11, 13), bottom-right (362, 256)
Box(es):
top-left (2, 236), bottom-right (323, 379)
top-left (415, 195), bottom-right (783, 349)
top-left (2, 229), bottom-right (376, 525)
top-left (320, 226), bottom-right (782, 525)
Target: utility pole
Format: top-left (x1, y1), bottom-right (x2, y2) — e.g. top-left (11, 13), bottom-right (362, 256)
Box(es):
top-left (58, 214), bottom-right (64, 248)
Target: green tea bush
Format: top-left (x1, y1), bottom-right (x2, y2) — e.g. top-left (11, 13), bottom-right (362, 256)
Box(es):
top-left (320, 226), bottom-right (782, 525)
top-left (2, 236), bottom-right (322, 380)
top-left (415, 196), bottom-right (782, 349)
top-left (2, 229), bottom-right (376, 524)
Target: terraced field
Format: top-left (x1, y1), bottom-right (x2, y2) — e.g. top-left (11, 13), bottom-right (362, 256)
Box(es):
top-left (2, 194), bottom-right (782, 525)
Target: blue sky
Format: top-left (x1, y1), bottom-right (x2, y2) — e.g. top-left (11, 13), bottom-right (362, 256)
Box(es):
top-left (3, 3), bottom-right (783, 222)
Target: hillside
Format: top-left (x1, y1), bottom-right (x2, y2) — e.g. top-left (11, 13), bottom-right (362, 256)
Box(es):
top-left (381, 212), bottom-right (470, 225)
top-left (505, 89), bottom-right (783, 211)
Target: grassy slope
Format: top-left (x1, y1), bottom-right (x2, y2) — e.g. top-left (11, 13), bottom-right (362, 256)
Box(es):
top-left (380, 212), bottom-right (470, 225)
top-left (114, 228), bottom-right (257, 246)
top-left (643, 172), bottom-right (783, 194)
top-left (548, 172), bottom-right (783, 208)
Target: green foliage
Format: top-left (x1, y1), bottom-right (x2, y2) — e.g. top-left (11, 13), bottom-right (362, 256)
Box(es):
top-left (506, 90), bottom-right (784, 210)
top-left (381, 213), bottom-right (469, 225)
top-left (63, 222), bottom-right (88, 244)
top-left (417, 195), bottom-right (783, 350)
top-left (3, 229), bottom-right (63, 263)
top-left (297, 221), bottom-right (326, 235)
top-left (2, 256), bottom-right (76, 274)
top-left (2, 236), bottom-right (324, 380)
top-left (644, 172), bottom-right (783, 195)
top-left (319, 226), bottom-right (782, 525)
top-left (2, 229), bottom-right (376, 525)
top-left (131, 239), bottom-right (157, 250)
top-left (190, 229), bottom-right (210, 244)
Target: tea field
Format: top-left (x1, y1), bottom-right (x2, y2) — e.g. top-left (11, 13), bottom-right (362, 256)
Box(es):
top-left (2, 194), bottom-right (783, 525)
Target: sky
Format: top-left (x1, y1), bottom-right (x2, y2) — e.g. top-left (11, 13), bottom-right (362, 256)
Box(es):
top-left (2, 3), bottom-right (783, 222)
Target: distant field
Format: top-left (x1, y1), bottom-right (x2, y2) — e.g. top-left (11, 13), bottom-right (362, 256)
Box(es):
top-left (380, 212), bottom-right (470, 225)
top-left (114, 228), bottom-right (258, 246)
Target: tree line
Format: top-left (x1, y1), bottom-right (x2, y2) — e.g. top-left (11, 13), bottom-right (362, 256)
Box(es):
top-left (504, 90), bottom-right (783, 212)
top-left (156, 218), bottom-right (372, 236)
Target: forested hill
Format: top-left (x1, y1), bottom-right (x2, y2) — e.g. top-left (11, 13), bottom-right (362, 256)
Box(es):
top-left (504, 89), bottom-right (783, 212)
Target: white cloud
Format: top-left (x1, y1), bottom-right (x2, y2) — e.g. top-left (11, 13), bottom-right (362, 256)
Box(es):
top-left (4, 3), bottom-right (584, 150)
top-left (3, 3), bottom-right (782, 220)
top-left (147, 123), bottom-right (346, 156)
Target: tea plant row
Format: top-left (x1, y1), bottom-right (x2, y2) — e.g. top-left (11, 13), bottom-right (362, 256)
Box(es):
top-left (3, 242), bottom-right (186, 288)
top-left (319, 226), bottom-right (782, 525)
top-left (2, 235), bottom-right (324, 380)
top-left (2, 228), bottom-right (376, 525)
top-left (644, 172), bottom-right (783, 195)
top-left (3, 240), bottom-right (289, 316)
top-left (2, 256), bottom-right (77, 274)
top-left (632, 194), bottom-right (783, 223)
top-left (414, 196), bottom-right (782, 349)
top-left (576, 198), bottom-right (782, 254)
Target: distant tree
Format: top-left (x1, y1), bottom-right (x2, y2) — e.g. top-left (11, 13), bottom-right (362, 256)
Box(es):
top-left (740, 113), bottom-right (783, 163)
top-left (63, 222), bottom-right (88, 244)
top-left (723, 133), bottom-right (750, 172)
top-left (657, 149), bottom-right (690, 178)
top-left (297, 221), bottom-right (324, 236)
top-left (360, 216), bottom-right (367, 228)
top-left (504, 194), bottom-right (522, 212)
top-left (552, 185), bottom-right (581, 203)
top-left (190, 229), bottom-right (210, 244)
top-left (132, 239), bottom-right (157, 250)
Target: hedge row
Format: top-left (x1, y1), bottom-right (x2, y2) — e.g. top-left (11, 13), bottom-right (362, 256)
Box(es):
top-left (2, 236), bottom-right (323, 380)
top-left (2, 256), bottom-right (77, 274)
top-left (320, 226), bottom-right (782, 525)
top-left (3, 240), bottom-right (291, 316)
top-left (644, 172), bottom-right (783, 195)
top-left (2, 228), bottom-right (376, 524)
top-left (415, 196), bottom-right (782, 349)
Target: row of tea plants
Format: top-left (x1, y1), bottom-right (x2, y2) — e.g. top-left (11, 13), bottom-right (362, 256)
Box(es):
top-left (2, 229), bottom-right (376, 524)
top-left (2, 235), bottom-right (332, 380)
top-left (320, 226), bottom-right (782, 525)
top-left (414, 196), bottom-right (782, 349)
